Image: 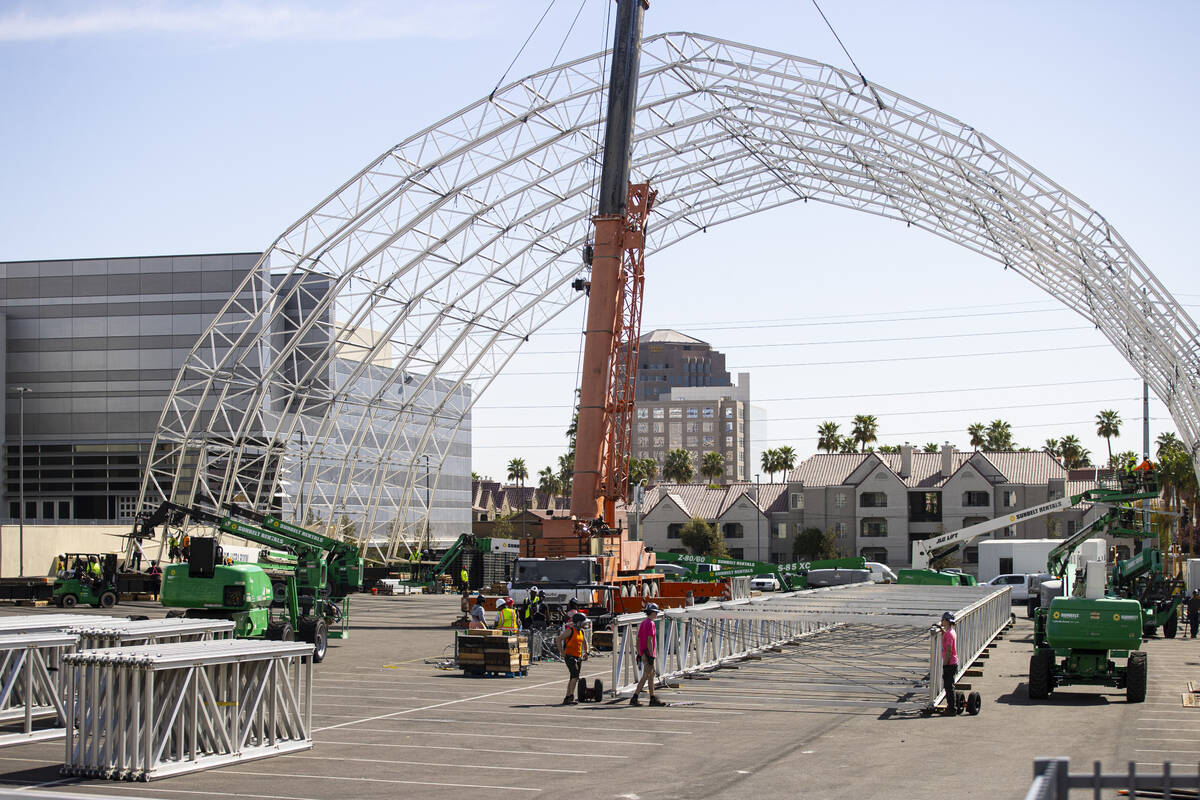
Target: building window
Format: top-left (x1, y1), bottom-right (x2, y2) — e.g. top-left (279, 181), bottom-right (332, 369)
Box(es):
top-left (1004, 526), bottom-right (1015, 537)
top-left (776, 522), bottom-right (788, 539)
top-left (728, 548), bottom-right (744, 560)
top-left (861, 518), bottom-right (888, 537)
top-left (686, 408), bottom-right (698, 419)
top-left (725, 436), bottom-right (734, 447)
top-left (963, 491), bottom-right (989, 507)
top-left (652, 408), bottom-right (664, 418)
top-left (669, 408), bottom-right (683, 419)
top-left (637, 408), bottom-right (649, 419)
top-left (963, 517), bottom-right (988, 528)
top-left (833, 522), bottom-right (847, 536)
top-left (653, 422), bottom-right (664, 433)
top-left (653, 437), bottom-right (664, 448)
top-left (908, 491), bottom-right (942, 522)
top-left (723, 523), bottom-right (744, 539)
top-left (834, 493), bottom-right (847, 509)
top-left (637, 437), bottom-right (648, 447)
top-left (702, 422), bottom-right (713, 433)
top-left (724, 421), bottom-right (733, 433)
top-left (667, 524), bottom-right (683, 539)
top-left (637, 422), bottom-right (649, 433)
top-left (859, 492), bottom-right (887, 508)
top-left (1003, 490), bottom-right (1017, 507)
top-left (1066, 520), bottom-right (1078, 536)
top-left (686, 436), bottom-right (698, 447)
top-left (724, 407), bottom-right (734, 418)
top-left (860, 547), bottom-right (888, 563)
top-left (702, 436), bottom-right (715, 448)
top-left (702, 408), bottom-right (714, 418)
top-left (790, 492), bottom-right (804, 510)
top-left (685, 422), bottom-right (699, 433)
top-left (963, 546), bottom-right (979, 564)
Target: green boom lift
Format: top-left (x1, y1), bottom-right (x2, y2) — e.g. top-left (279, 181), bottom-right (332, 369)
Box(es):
top-left (135, 501), bottom-right (364, 662)
top-left (1029, 466), bottom-right (1163, 702)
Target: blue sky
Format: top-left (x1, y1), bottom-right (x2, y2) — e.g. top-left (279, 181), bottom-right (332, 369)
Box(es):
top-left (2, 0), bottom-right (1197, 482)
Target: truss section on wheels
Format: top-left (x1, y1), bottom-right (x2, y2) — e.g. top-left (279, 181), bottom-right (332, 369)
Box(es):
top-left (143, 32), bottom-right (1200, 556)
top-left (63, 639), bottom-right (314, 781)
top-left (611, 583), bottom-right (1011, 710)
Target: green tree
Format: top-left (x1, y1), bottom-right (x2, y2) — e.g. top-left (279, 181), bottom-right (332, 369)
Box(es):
top-left (493, 513), bottom-right (515, 538)
top-left (792, 527), bottom-right (838, 560)
top-left (838, 437), bottom-right (860, 454)
top-left (1157, 432), bottom-right (1184, 460)
top-left (923, 443), bottom-right (940, 453)
top-left (628, 457), bottom-right (658, 494)
top-left (877, 444), bottom-right (901, 454)
top-left (556, 452), bottom-right (573, 498)
top-left (984, 419), bottom-right (1014, 450)
top-left (817, 422), bottom-right (841, 453)
top-left (680, 517), bottom-right (727, 558)
top-left (1043, 438), bottom-right (1060, 458)
top-left (1058, 435), bottom-right (1090, 469)
top-left (851, 415), bottom-right (879, 452)
top-left (537, 466), bottom-right (560, 502)
top-left (776, 446), bottom-right (797, 477)
top-left (760, 448), bottom-right (779, 481)
top-left (1095, 409), bottom-right (1122, 464)
top-left (471, 471), bottom-right (481, 482)
top-left (700, 451), bottom-right (725, 485)
top-left (663, 448), bottom-right (694, 484)
top-left (967, 423), bottom-right (986, 451)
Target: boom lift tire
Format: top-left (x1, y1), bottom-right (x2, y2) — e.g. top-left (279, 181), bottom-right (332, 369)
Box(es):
top-left (266, 620), bottom-right (294, 642)
top-left (98, 590), bottom-right (117, 609)
top-left (61, 595), bottom-right (78, 609)
top-left (966, 691), bottom-right (982, 715)
top-left (1126, 651), bottom-right (1148, 703)
top-left (1028, 650), bottom-right (1053, 700)
top-left (298, 616), bottom-right (328, 662)
top-left (165, 609), bottom-right (184, 618)
top-left (1164, 611), bottom-right (1178, 639)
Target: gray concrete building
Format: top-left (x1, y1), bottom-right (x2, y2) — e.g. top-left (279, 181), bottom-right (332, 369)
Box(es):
top-left (0, 254), bottom-right (471, 543)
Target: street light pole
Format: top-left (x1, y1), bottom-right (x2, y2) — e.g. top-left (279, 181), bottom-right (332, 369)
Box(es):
top-left (423, 454), bottom-right (431, 552)
top-left (12, 387), bottom-right (30, 578)
top-left (755, 473), bottom-right (761, 563)
top-left (297, 428), bottom-right (306, 524)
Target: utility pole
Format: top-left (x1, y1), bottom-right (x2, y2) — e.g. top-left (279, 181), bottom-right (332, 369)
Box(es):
top-left (755, 473), bottom-right (761, 562)
top-left (297, 428), bottom-right (306, 524)
top-left (12, 387), bottom-right (30, 578)
top-left (1143, 380), bottom-right (1151, 540)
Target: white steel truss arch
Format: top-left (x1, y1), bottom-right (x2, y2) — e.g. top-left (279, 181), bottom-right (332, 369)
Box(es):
top-left (141, 32), bottom-right (1200, 557)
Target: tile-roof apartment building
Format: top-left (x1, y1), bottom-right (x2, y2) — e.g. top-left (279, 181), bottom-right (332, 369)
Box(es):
top-left (633, 444), bottom-right (1105, 570)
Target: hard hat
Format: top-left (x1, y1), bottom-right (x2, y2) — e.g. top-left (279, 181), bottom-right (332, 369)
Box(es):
top-left (567, 598), bottom-right (579, 608)
top-left (645, 603), bottom-right (660, 613)
top-left (941, 611), bottom-right (956, 623)
top-left (496, 598), bottom-right (507, 607)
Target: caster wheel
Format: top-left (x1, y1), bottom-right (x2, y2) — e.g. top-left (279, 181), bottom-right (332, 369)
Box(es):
top-left (967, 691), bottom-right (981, 715)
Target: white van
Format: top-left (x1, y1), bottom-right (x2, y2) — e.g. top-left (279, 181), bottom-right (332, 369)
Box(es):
top-left (864, 562), bottom-right (898, 583)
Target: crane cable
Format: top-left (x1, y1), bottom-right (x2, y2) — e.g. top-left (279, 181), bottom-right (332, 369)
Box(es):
top-left (811, 0), bottom-right (887, 111)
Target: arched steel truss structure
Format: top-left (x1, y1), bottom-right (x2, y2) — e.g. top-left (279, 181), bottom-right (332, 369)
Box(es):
top-left (140, 32), bottom-right (1200, 558)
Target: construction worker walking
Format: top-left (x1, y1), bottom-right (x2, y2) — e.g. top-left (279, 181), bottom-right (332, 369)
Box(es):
top-left (558, 612), bottom-right (588, 705)
top-left (459, 566), bottom-right (469, 592)
top-left (495, 598), bottom-right (519, 634)
top-left (630, 603), bottom-right (665, 706)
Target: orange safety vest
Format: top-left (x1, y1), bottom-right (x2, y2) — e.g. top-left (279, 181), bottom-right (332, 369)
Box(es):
top-left (563, 624), bottom-right (584, 658)
top-left (497, 606), bottom-right (518, 633)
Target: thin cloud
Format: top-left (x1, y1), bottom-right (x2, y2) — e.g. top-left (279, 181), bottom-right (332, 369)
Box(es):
top-left (0, 0), bottom-right (494, 42)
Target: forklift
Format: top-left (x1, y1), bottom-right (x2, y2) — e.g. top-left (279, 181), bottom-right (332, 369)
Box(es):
top-left (52, 553), bottom-right (120, 608)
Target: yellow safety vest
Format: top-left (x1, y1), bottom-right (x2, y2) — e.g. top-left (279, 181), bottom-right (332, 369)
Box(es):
top-left (497, 606), bottom-right (518, 633)
top-left (88, 563), bottom-right (101, 578)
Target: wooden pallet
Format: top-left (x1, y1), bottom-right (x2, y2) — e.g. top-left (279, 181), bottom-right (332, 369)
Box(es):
top-left (0, 599), bottom-right (50, 607)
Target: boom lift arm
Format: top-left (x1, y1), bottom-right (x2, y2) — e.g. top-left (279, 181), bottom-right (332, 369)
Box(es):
top-left (910, 481), bottom-right (1159, 569)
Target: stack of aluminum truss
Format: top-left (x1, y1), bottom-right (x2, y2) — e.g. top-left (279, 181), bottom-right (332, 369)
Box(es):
top-left (0, 615), bottom-right (124, 635)
top-left (64, 618), bottom-right (235, 650)
top-left (0, 632), bottom-right (78, 746)
top-left (63, 639), bottom-right (313, 781)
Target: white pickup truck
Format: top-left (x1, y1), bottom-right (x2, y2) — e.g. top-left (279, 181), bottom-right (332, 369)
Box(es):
top-left (984, 572), bottom-right (1051, 604)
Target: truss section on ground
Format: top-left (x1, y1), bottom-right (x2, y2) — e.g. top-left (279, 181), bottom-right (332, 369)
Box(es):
top-left (140, 32), bottom-right (1200, 557)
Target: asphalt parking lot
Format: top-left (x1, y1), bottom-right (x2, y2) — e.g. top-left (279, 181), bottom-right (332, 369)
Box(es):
top-left (0, 594), bottom-right (1198, 799)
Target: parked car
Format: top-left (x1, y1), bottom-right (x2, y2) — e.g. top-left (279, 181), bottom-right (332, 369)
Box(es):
top-left (984, 572), bottom-right (1040, 603)
top-left (750, 574), bottom-right (781, 592)
top-left (864, 561), bottom-right (898, 583)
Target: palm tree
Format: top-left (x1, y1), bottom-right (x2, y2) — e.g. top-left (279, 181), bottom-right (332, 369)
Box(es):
top-left (967, 423), bottom-right (986, 451)
top-left (1157, 432), bottom-right (1184, 460)
top-left (663, 448), bottom-right (694, 484)
top-left (507, 457), bottom-right (529, 539)
top-left (556, 452), bottom-right (573, 497)
top-left (838, 437), bottom-right (860, 454)
top-left (1058, 435), bottom-right (1090, 469)
top-left (984, 419), bottom-right (1014, 450)
top-left (923, 443), bottom-right (940, 453)
top-left (628, 457), bottom-right (658, 494)
top-left (760, 448), bottom-right (779, 481)
top-left (817, 422), bottom-right (841, 454)
top-left (851, 415), bottom-right (879, 453)
top-left (537, 466), bottom-right (560, 505)
top-left (1095, 410), bottom-right (1122, 464)
top-left (1043, 438), bottom-right (1061, 458)
top-left (700, 452), bottom-right (724, 485)
top-left (776, 445), bottom-right (797, 478)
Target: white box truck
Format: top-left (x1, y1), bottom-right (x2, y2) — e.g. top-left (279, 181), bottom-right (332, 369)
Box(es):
top-left (978, 538), bottom-right (1107, 583)
top-left (1187, 559), bottom-right (1200, 595)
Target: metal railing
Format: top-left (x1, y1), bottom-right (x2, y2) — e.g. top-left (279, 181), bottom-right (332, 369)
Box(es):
top-left (928, 585), bottom-right (1012, 707)
top-left (1026, 757), bottom-right (1199, 799)
top-left (63, 639), bottom-right (314, 781)
top-left (610, 594), bottom-right (835, 695)
top-left (0, 632), bottom-right (78, 746)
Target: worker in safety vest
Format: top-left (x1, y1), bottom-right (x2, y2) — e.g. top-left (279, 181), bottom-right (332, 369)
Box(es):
top-left (495, 598), bottom-right (519, 634)
top-left (168, 535), bottom-right (180, 562)
top-left (87, 557), bottom-right (102, 584)
top-left (557, 612), bottom-right (588, 705)
top-left (459, 567), bottom-right (469, 591)
top-left (523, 586), bottom-right (545, 627)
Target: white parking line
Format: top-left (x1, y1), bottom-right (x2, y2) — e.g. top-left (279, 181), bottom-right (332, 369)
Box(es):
top-left (318, 727), bottom-right (661, 747)
top-left (284, 754), bottom-right (586, 774)
top-left (312, 739), bottom-right (629, 758)
top-left (313, 669), bottom-right (609, 733)
top-left (223, 769), bottom-right (541, 792)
